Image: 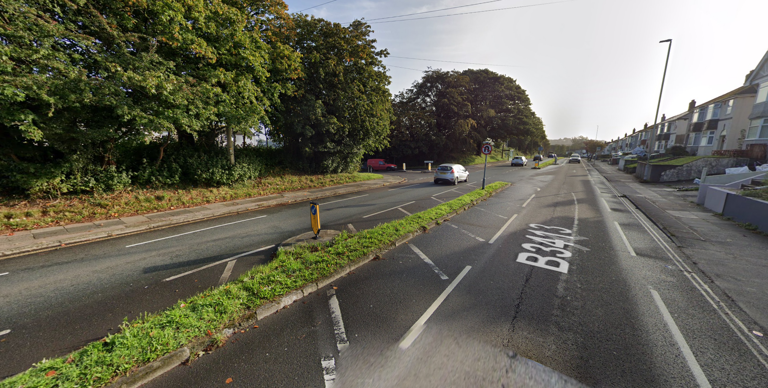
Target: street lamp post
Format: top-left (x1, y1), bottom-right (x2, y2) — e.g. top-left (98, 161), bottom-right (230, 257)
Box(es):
top-left (650, 39), bottom-right (672, 156)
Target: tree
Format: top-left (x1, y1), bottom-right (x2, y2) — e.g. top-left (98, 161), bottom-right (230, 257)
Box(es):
top-left (269, 16), bottom-right (392, 173)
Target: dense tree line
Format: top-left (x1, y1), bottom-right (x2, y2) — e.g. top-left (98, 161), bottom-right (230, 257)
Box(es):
top-left (383, 69), bottom-right (547, 165)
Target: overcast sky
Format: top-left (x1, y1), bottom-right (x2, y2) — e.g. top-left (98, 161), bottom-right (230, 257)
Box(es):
top-left (284, 0), bottom-right (768, 142)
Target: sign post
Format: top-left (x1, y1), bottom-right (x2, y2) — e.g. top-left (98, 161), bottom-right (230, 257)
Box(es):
top-left (425, 160), bottom-right (434, 171)
top-left (481, 143), bottom-right (493, 189)
top-left (310, 202), bottom-right (321, 239)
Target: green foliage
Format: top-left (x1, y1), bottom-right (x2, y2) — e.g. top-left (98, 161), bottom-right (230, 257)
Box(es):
top-left (386, 69), bottom-right (544, 165)
top-left (0, 182), bottom-right (508, 388)
top-left (269, 16), bottom-right (393, 174)
top-left (668, 145), bottom-right (690, 157)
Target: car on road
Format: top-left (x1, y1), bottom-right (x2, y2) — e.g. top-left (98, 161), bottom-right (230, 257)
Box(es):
top-left (511, 156), bottom-right (528, 166)
top-left (533, 154), bottom-right (543, 161)
top-left (548, 153), bottom-right (556, 158)
top-left (366, 158), bottom-right (397, 171)
top-left (568, 154), bottom-right (581, 163)
top-left (434, 163), bottom-right (469, 185)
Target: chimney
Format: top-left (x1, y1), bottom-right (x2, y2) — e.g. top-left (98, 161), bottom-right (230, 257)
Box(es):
top-left (661, 113), bottom-right (666, 122)
top-left (745, 70), bottom-right (754, 84)
top-left (688, 99), bottom-right (696, 112)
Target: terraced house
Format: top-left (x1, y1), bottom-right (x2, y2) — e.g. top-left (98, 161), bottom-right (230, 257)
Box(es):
top-left (743, 50), bottom-right (768, 160)
top-left (683, 84), bottom-right (757, 156)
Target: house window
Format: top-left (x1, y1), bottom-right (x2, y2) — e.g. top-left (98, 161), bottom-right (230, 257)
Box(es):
top-left (695, 107), bottom-right (707, 122)
top-left (701, 130), bottom-right (715, 146)
top-left (688, 132), bottom-right (702, 146)
top-left (757, 84), bottom-right (768, 104)
top-left (709, 103), bottom-right (721, 120)
top-left (747, 118), bottom-right (768, 139)
top-left (725, 99), bottom-right (733, 115)
top-left (655, 140), bottom-right (666, 151)
top-left (657, 123), bottom-right (666, 134)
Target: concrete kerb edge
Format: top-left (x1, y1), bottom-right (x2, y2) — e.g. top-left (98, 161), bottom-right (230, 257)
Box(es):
top-left (0, 176), bottom-right (407, 260)
top-left (103, 182), bottom-right (507, 388)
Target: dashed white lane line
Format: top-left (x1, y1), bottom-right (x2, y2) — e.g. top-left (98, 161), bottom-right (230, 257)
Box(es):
top-left (321, 355), bottom-right (337, 388)
top-left (327, 289), bottom-right (349, 352)
top-left (488, 214), bottom-right (518, 244)
top-left (433, 188), bottom-right (459, 196)
top-left (126, 215), bottom-right (267, 248)
top-left (650, 289), bottom-right (712, 388)
top-left (0, 329), bottom-right (10, 336)
top-left (0, 272), bottom-right (8, 276)
top-left (522, 194), bottom-right (536, 208)
top-left (449, 224), bottom-right (485, 242)
top-left (475, 207), bottom-right (507, 219)
top-left (399, 266), bottom-right (472, 350)
top-left (398, 208), bottom-right (412, 216)
top-left (614, 221), bottom-right (637, 256)
top-left (163, 245), bottom-right (274, 282)
top-left (217, 260), bottom-right (236, 286)
top-left (431, 197), bottom-right (445, 203)
top-left (321, 194), bottom-right (368, 205)
top-left (347, 224), bottom-right (357, 234)
top-left (408, 244), bottom-right (449, 280)
top-left (388, 184), bottom-right (421, 191)
top-left (363, 201), bottom-right (415, 218)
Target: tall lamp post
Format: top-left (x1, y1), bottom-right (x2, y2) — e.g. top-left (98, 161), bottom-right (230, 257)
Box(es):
top-left (649, 39), bottom-right (672, 156)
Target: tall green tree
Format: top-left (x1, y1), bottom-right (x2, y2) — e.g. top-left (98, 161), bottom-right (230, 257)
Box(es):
top-left (269, 16), bottom-right (392, 173)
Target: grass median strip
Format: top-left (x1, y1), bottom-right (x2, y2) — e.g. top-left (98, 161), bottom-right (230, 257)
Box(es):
top-left (0, 181), bottom-right (509, 388)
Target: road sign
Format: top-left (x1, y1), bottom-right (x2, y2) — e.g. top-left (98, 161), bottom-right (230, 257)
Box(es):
top-left (310, 202), bottom-right (321, 238)
top-left (481, 144), bottom-right (493, 155)
top-left (424, 160), bottom-right (434, 164)
top-left (538, 146), bottom-right (543, 151)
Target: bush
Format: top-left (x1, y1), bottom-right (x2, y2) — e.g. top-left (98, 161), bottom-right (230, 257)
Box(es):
top-left (667, 145), bottom-right (690, 157)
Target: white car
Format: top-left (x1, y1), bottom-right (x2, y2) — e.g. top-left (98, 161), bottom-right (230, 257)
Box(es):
top-left (568, 154), bottom-right (581, 163)
top-left (511, 156), bottom-right (528, 166)
top-left (434, 163), bottom-right (469, 185)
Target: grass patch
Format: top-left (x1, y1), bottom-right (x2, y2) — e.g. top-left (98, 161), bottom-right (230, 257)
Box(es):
top-left (0, 182), bottom-right (509, 388)
top-left (536, 158), bottom-right (555, 168)
top-left (649, 156), bottom-right (724, 166)
top-left (741, 187), bottom-right (768, 201)
top-left (0, 173), bottom-right (382, 232)
top-left (457, 148), bottom-right (511, 166)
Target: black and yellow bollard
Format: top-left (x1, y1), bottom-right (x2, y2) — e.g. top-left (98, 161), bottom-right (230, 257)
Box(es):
top-left (310, 202), bottom-right (321, 239)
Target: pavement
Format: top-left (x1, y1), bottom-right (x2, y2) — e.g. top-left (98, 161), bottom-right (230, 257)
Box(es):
top-left (0, 175), bottom-right (405, 259)
top-left (590, 160), bottom-right (768, 331)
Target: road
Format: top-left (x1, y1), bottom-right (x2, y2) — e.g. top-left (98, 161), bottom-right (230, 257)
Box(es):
top-left (3, 160), bottom-right (768, 387)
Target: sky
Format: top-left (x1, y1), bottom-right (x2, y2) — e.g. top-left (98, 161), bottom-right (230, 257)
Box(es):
top-left (284, 0), bottom-right (768, 143)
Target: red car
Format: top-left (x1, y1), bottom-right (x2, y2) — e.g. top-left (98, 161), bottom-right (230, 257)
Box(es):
top-left (366, 159), bottom-right (398, 171)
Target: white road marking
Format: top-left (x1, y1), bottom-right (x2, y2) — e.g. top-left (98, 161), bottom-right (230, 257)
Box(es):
top-left (399, 266), bottom-right (472, 349)
top-left (466, 182), bottom-right (477, 187)
top-left (347, 224), bottom-right (357, 233)
top-left (571, 192), bottom-right (579, 235)
top-left (0, 329), bottom-right (10, 336)
top-left (0, 272), bottom-right (8, 276)
top-left (163, 245), bottom-right (274, 282)
top-left (431, 197), bottom-right (445, 203)
top-left (433, 188), bottom-right (459, 196)
top-left (536, 188), bottom-right (541, 191)
top-left (321, 355), bottom-right (337, 388)
top-left (327, 289), bottom-right (349, 352)
top-left (522, 194), bottom-right (536, 207)
top-left (614, 222), bottom-right (636, 256)
top-left (650, 289), bottom-right (712, 388)
top-left (126, 215), bottom-right (267, 248)
top-left (476, 207), bottom-right (507, 219)
top-left (589, 163), bottom-right (768, 368)
top-left (388, 184), bottom-right (421, 191)
top-left (217, 260), bottom-right (236, 286)
top-left (489, 214), bottom-right (518, 244)
top-left (321, 194), bottom-right (368, 205)
top-left (449, 224), bottom-right (485, 242)
top-left (408, 244), bottom-right (449, 279)
top-left (398, 208), bottom-right (412, 216)
top-left (602, 198), bottom-right (612, 211)
top-left (362, 201), bottom-right (416, 218)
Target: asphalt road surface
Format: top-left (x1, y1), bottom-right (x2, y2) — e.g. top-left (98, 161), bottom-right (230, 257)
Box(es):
top-left (2, 160), bottom-right (768, 387)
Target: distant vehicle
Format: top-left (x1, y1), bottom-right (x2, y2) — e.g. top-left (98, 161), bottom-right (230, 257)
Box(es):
top-left (434, 163), bottom-right (469, 185)
top-left (533, 155), bottom-right (543, 161)
top-left (548, 153), bottom-right (555, 158)
top-left (511, 156), bottom-right (528, 166)
top-left (569, 154), bottom-right (581, 164)
top-left (366, 159), bottom-right (397, 171)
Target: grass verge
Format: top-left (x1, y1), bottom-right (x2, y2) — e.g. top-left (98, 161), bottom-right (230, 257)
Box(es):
top-left (0, 181), bottom-right (509, 388)
top-left (536, 158), bottom-right (555, 168)
top-left (0, 173), bottom-right (382, 232)
top-left (742, 187), bottom-right (768, 201)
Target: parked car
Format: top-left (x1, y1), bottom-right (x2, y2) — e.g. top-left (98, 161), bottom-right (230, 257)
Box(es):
top-left (366, 159), bottom-right (397, 171)
top-left (547, 153), bottom-right (555, 158)
top-left (568, 154), bottom-right (581, 163)
top-left (434, 163), bottom-right (469, 185)
top-left (511, 156), bottom-right (528, 166)
top-left (533, 155), bottom-right (543, 161)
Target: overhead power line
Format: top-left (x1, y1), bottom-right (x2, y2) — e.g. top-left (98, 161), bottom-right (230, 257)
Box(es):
top-left (297, 0), bottom-right (338, 13)
top-left (369, 1), bottom-right (571, 24)
top-left (343, 0), bottom-right (503, 23)
top-left (386, 65), bottom-right (426, 72)
top-left (388, 55), bottom-right (522, 68)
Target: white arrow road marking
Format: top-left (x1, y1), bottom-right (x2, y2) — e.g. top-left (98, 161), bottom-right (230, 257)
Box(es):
top-left (321, 355), bottom-right (337, 388)
top-left (489, 214), bottom-right (518, 244)
top-left (651, 289), bottom-right (711, 388)
top-left (163, 245), bottom-right (274, 282)
top-left (409, 244), bottom-right (449, 279)
top-left (399, 266), bottom-right (471, 350)
top-left (363, 201), bottom-right (415, 218)
top-left (126, 215), bottom-right (266, 248)
top-left (327, 289), bottom-right (349, 352)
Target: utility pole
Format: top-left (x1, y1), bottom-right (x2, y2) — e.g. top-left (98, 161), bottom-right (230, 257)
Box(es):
top-left (650, 39), bottom-right (673, 155)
